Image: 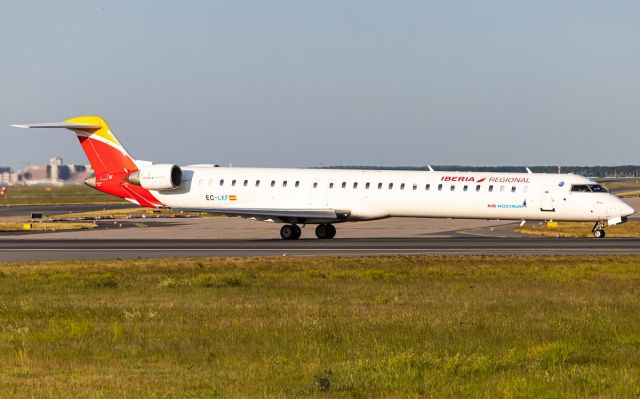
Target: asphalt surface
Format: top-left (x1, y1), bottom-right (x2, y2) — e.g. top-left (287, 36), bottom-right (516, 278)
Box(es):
top-left (0, 203), bottom-right (132, 217)
top-left (1, 237), bottom-right (639, 261)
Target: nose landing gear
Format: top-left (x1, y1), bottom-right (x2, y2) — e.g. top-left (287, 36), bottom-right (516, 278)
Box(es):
top-left (592, 221), bottom-right (606, 239)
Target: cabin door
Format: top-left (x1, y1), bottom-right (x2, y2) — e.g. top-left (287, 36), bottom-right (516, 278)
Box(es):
top-left (540, 186), bottom-right (555, 212)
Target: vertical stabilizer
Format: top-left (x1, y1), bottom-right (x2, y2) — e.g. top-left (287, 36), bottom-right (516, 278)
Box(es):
top-left (63, 116), bottom-right (138, 175)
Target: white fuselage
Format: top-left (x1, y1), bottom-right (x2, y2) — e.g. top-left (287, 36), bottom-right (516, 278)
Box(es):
top-left (150, 167), bottom-right (634, 223)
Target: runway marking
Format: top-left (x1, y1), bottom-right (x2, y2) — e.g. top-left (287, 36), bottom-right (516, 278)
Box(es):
top-left (456, 230), bottom-right (509, 238)
top-left (2, 248), bottom-right (640, 253)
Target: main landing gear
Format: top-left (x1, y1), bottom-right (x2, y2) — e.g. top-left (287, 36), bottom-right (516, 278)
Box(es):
top-left (279, 223), bottom-right (337, 240)
top-left (280, 224), bottom-right (302, 240)
top-left (592, 221), bottom-right (606, 239)
top-left (315, 223), bottom-right (336, 239)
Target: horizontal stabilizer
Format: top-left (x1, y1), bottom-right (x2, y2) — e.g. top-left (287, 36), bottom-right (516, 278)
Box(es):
top-left (11, 122), bottom-right (101, 130)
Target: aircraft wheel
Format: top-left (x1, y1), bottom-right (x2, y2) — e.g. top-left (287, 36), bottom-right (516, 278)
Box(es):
top-left (315, 224), bottom-right (329, 239)
top-left (593, 229), bottom-right (606, 239)
top-left (293, 224), bottom-right (302, 239)
top-left (315, 223), bottom-right (336, 239)
top-left (280, 224), bottom-right (299, 240)
top-left (327, 224), bottom-right (336, 239)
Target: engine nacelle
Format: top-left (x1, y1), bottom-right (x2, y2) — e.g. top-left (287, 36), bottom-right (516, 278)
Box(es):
top-left (126, 164), bottom-right (182, 190)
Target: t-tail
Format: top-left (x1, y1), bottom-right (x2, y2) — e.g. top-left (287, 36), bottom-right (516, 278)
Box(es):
top-left (11, 116), bottom-right (165, 207)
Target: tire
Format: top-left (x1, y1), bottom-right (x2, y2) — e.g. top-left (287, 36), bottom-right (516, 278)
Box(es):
top-left (327, 224), bottom-right (336, 239)
top-left (280, 224), bottom-right (295, 240)
top-left (593, 229), bottom-right (605, 239)
top-left (315, 224), bottom-right (329, 239)
top-left (293, 225), bottom-right (302, 239)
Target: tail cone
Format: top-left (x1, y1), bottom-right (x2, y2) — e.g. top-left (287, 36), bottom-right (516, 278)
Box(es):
top-left (84, 176), bottom-right (96, 189)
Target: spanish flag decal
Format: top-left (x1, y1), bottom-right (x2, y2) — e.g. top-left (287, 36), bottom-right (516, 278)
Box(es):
top-left (229, 195), bottom-right (237, 201)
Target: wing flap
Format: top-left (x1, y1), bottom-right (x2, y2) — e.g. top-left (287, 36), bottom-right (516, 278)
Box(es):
top-left (183, 207), bottom-right (350, 221)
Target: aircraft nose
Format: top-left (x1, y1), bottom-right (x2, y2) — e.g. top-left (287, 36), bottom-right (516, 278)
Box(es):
top-left (619, 201), bottom-right (634, 217)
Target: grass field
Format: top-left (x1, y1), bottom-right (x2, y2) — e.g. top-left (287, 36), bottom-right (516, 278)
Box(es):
top-left (516, 221), bottom-right (640, 238)
top-left (0, 221), bottom-right (97, 232)
top-left (0, 185), bottom-right (125, 205)
top-left (51, 207), bottom-right (208, 219)
top-left (1, 256), bottom-right (640, 398)
top-left (599, 180), bottom-right (640, 190)
top-left (600, 180), bottom-right (640, 198)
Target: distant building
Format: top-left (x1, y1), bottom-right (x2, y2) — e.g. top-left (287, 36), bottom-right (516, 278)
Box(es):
top-left (22, 164), bottom-right (48, 181)
top-left (0, 170), bottom-right (19, 185)
top-left (1, 157), bottom-right (93, 185)
top-left (50, 156), bottom-right (63, 182)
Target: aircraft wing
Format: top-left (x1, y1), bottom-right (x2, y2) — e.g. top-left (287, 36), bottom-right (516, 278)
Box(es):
top-left (182, 207), bottom-right (351, 222)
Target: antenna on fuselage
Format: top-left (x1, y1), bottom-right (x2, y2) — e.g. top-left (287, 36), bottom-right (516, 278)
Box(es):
top-left (525, 167), bottom-right (533, 174)
top-left (427, 165), bottom-right (434, 172)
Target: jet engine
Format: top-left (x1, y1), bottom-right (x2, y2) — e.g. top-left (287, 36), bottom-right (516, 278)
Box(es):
top-left (126, 164), bottom-right (182, 190)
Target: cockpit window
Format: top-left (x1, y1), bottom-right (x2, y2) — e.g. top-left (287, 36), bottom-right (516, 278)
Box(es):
top-left (588, 184), bottom-right (608, 193)
top-left (571, 185), bottom-right (590, 192)
top-left (571, 184), bottom-right (609, 193)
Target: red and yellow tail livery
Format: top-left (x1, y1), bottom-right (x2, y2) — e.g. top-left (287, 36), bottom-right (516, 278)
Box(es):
top-left (12, 116), bottom-right (164, 207)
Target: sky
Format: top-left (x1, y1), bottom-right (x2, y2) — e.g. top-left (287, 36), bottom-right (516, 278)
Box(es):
top-left (1, 0), bottom-right (639, 169)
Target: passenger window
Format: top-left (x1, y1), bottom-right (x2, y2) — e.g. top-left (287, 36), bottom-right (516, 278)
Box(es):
top-left (219, 179), bottom-right (224, 186)
top-left (208, 179), bottom-right (213, 186)
top-left (256, 180), bottom-right (260, 187)
top-left (500, 185), bottom-right (505, 192)
top-left (313, 182), bottom-right (317, 188)
top-left (271, 180), bottom-right (275, 187)
top-left (282, 181), bottom-right (287, 187)
top-left (489, 185), bottom-right (494, 192)
top-left (378, 183), bottom-right (383, 189)
top-left (438, 184), bottom-right (443, 191)
top-left (413, 183), bottom-right (417, 190)
top-left (511, 186), bottom-right (516, 193)
top-left (243, 180), bottom-right (248, 187)
top-left (329, 182), bottom-right (334, 189)
top-left (388, 183), bottom-right (393, 189)
top-left (450, 185), bottom-right (455, 191)
top-left (365, 182), bottom-right (370, 189)
top-left (295, 181), bottom-right (300, 188)
top-left (425, 184), bottom-right (430, 191)
top-left (476, 185), bottom-right (481, 192)
top-left (341, 182), bottom-right (346, 188)
top-left (463, 185), bottom-right (468, 191)
top-left (232, 179), bottom-right (236, 186)
top-left (353, 182), bottom-right (358, 189)
top-left (400, 183), bottom-right (405, 190)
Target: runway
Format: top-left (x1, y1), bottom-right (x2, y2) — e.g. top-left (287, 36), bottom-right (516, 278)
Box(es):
top-left (1, 237), bottom-right (640, 261)
top-left (1, 197), bottom-right (637, 261)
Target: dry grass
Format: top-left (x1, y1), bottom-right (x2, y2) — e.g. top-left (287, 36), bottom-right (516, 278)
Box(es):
top-left (516, 221), bottom-right (640, 238)
top-left (51, 207), bottom-right (207, 219)
top-left (0, 185), bottom-right (124, 205)
top-left (0, 222), bottom-right (97, 232)
top-left (617, 190), bottom-right (640, 198)
top-left (600, 180), bottom-right (640, 190)
top-left (1, 256), bottom-right (640, 397)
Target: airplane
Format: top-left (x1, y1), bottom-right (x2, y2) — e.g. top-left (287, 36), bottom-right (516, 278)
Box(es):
top-left (12, 116), bottom-right (634, 239)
